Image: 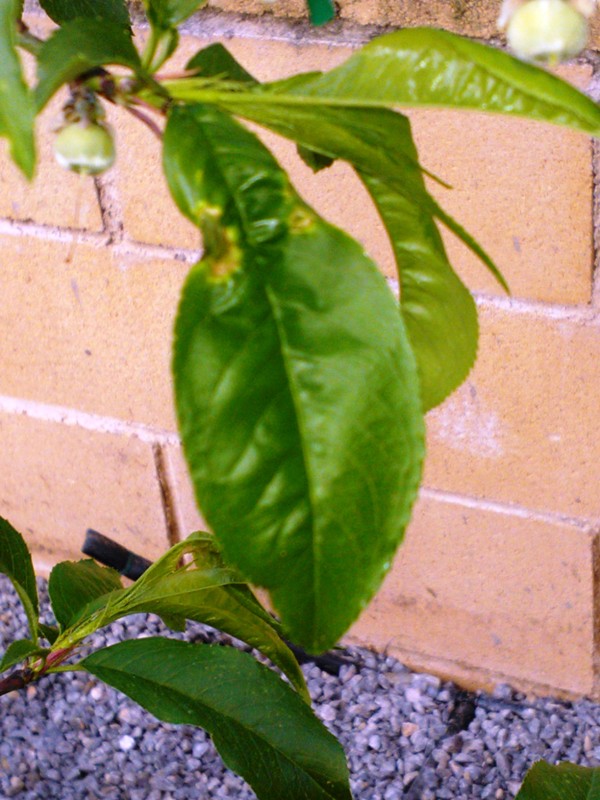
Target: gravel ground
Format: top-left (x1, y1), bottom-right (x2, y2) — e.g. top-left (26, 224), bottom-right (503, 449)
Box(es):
top-left (2, 575), bottom-right (600, 800)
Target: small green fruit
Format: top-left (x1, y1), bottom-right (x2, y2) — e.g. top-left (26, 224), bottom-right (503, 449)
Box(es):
top-left (53, 122), bottom-right (115, 175)
top-left (507, 0), bottom-right (588, 63)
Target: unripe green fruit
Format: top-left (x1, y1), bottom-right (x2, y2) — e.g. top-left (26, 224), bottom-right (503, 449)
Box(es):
top-left (507, 0), bottom-right (588, 63)
top-left (53, 122), bottom-right (115, 175)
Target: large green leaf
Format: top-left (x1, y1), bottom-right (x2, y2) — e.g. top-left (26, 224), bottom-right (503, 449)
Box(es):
top-left (0, 0), bottom-right (35, 178)
top-left (261, 27), bottom-right (600, 135)
top-left (83, 638), bottom-right (352, 800)
top-left (167, 26), bottom-right (600, 130)
top-left (166, 104), bottom-right (424, 652)
top-left (516, 760), bottom-right (600, 799)
top-left (35, 18), bottom-right (143, 110)
top-left (39, 0), bottom-right (131, 27)
top-left (212, 96), bottom-right (482, 410)
top-left (0, 517), bottom-right (39, 641)
top-left (48, 558), bottom-right (123, 630)
top-left (56, 534), bottom-right (307, 700)
top-left (143, 0), bottom-right (206, 28)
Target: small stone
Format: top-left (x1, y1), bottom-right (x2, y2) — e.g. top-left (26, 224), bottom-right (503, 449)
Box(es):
top-left (405, 687), bottom-right (421, 705)
top-left (119, 735), bottom-right (136, 752)
top-left (319, 705), bottom-right (337, 722)
top-left (402, 722), bottom-right (418, 737)
top-left (90, 685), bottom-right (104, 702)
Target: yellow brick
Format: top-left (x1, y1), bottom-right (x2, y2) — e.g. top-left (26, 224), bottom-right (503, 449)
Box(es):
top-left (0, 412), bottom-right (170, 571)
top-left (161, 444), bottom-right (209, 538)
top-left (424, 303), bottom-right (600, 518)
top-left (0, 235), bottom-right (188, 430)
top-left (349, 494), bottom-right (596, 697)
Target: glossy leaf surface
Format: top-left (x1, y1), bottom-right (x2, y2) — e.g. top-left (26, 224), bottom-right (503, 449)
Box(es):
top-left (0, 639), bottom-right (48, 672)
top-left (166, 104), bottom-right (424, 652)
top-left (144, 0), bottom-right (206, 28)
top-left (58, 534), bottom-right (307, 700)
top-left (35, 18), bottom-right (142, 110)
top-left (83, 638), bottom-right (352, 800)
top-left (0, 0), bottom-right (35, 178)
top-left (516, 760), bottom-right (600, 799)
top-left (48, 559), bottom-right (123, 629)
top-left (262, 27), bottom-right (600, 135)
top-left (39, 0), bottom-right (130, 26)
top-left (0, 517), bottom-right (39, 641)
top-left (213, 98), bottom-right (480, 409)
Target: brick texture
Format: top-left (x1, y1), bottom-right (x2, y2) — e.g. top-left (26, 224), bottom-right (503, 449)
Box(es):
top-left (424, 303), bottom-right (600, 519)
top-left (349, 494), bottom-right (597, 697)
top-left (0, 235), bottom-right (187, 430)
top-left (0, 412), bottom-right (170, 570)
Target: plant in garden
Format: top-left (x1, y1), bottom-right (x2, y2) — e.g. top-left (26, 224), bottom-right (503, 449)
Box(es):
top-left (1, 0), bottom-right (600, 797)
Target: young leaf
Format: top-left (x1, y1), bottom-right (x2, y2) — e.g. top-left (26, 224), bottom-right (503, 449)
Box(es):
top-left (83, 639), bottom-right (353, 800)
top-left (210, 98), bottom-right (483, 410)
top-left (57, 534), bottom-right (308, 701)
top-left (144, 0), bottom-right (207, 29)
top-left (0, 639), bottom-right (49, 672)
top-left (39, 0), bottom-right (131, 27)
top-left (166, 104), bottom-right (424, 653)
top-left (306, 0), bottom-right (335, 25)
top-left (38, 623), bottom-right (59, 645)
top-left (0, 0), bottom-right (35, 178)
top-left (515, 760), bottom-right (600, 799)
top-left (0, 517), bottom-right (39, 641)
top-left (48, 559), bottom-right (123, 629)
top-left (35, 18), bottom-right (143, 110)
top-left (186, 43), bottom-right (257, 84)
top-left (261, 27), bottom-right (600, 136)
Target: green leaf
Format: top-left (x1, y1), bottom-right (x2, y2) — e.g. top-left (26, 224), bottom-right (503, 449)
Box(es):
top-left (516, 760), bottom-right (600, 799)
top-left (262, 27), bottom-right (600, 136)
top-left (39, 0), bottom-right (131, 27)
top-left (0, 517), bottom-right (39, 641)
top-left (208, 99), bottom-right (481, 409)
top-left (38, 623), bottom-right (59, 645)
top-left (297, 145), bottom-right (335, 173)
top-left (57, 534), bottom-right (308, 701)
top-left (306, 0), bottom-right (335, 25)
top-left (83, 639), bottom-right (352, 800)
top-left (186, 43), bottom-right (257, 84)
top-left (35, 18), bottom-right (143, 110)
top-left (168, 77), bottom-right (507, 294)
top-left (144, 0), bottom-right (206, 28)
top-left (361, 175), bottom-right (478, 411)
top-left (0, 0), bottom-right (35, 178)
top-left (166, 104), bottom-right (424, 652)
top-left (48, 558), bottom-right (123, 630)
top-left (0, 639), bottom-right (49, 672)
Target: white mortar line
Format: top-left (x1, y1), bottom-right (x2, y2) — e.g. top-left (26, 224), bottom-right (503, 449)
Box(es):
top-left (386, 276), bottom-right (600, 322)
top-left (0, 395), bottom-right (181, 447)
top-left (419, 486), bottom-right (599, 532)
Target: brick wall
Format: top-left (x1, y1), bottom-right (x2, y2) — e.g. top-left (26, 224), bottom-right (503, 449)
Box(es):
top-left (2, 3), bottom-right (599, 698)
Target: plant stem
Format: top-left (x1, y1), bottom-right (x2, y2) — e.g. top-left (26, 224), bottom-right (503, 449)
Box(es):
top-left (0, 669), bottom-right (31, 697)
top-left (16, 21), bottom-right (44, 57)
